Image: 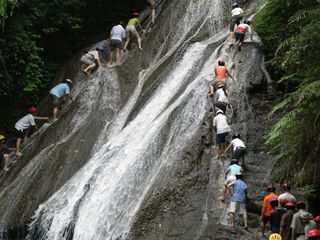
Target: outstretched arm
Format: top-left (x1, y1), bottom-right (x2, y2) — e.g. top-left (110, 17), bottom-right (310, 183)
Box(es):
top-left (34, 116), bottom-right (49, 120)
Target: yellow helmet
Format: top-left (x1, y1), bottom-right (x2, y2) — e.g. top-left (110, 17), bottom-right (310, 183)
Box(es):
top-left (269, 233), bottom-right (282, 240)
top-left (0, 135), bottom-right (5, 141)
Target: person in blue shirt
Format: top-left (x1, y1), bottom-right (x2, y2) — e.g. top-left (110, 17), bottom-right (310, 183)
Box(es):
top-left (227, 172), bottom-right (248, 229)
top-left (49, 79), bottom-right (74, 122)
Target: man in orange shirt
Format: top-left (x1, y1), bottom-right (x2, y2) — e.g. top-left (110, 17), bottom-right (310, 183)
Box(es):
top-left (260, 184), bottom-right (278, 237)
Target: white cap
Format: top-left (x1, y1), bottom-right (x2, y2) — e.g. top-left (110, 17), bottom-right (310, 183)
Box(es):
top-left (65, 79), bottom-right (73, 84)
top-left (216, 110), bottom-right (223, 115)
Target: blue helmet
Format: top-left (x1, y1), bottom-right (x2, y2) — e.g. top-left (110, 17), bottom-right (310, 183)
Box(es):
top-left (96, 46), bottom-right (105, 52)
top-left (232, 2), bottom-right (239, 7)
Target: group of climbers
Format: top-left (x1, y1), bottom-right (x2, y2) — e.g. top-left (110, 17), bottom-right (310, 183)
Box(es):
top-left (81, 1), bottom-right (157, 74)
top-left (0, 79), bottom-right (74, 171)
top-left (260, 183), bottom-right (320, 240)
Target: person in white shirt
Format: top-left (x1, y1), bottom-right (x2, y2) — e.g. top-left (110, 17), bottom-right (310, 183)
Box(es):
top-left (214, 82), bottom-right (230, 113)
top-left (213, 110), bottom-right (231, 158)
top-left (223, 134), bottom-right (247, 165)
top-left (278, 182), bottom-right (296, 206)
top-left (109, 22), bottom-right (126, 66)
top-left (234, 20), bottom-right (253, 51)
top-left (229, 2), bottom-right (243, 42)
top-left (14, 107), bottom-right (49, 156)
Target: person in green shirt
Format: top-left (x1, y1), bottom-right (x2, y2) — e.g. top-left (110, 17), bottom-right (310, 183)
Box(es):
top-left (124, 12), bottom-right (143, 50)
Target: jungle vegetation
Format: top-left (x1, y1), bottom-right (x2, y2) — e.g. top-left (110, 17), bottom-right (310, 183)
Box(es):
top-left (255, 0), bottom-right (320, 210)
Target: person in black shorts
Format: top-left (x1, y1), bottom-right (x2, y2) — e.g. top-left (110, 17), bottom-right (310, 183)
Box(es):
top-left (109, 22), bottom-right (126, 66)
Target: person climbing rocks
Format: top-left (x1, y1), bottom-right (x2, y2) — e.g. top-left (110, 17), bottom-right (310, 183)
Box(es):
top-left (234, 19), bottom-right (253, 51)
top-left (213, 60), bottom-right (234, 87)
top-left (307, 229), bottom-right (320, 240)
top-left (14, 107), bottom-right (49, 156)
top-left (229, 2), bottom-right (243, 42)
top-left (269, 233), bottom-right (283, 240)
top-left (269, 198), bottom-right (287, 234)
top-left (280, 202), bottom-right (296, 240)
top-left (278, 182), bottom-right (296, 205)
top-left (213, 109), bottom-right (231, 158)
top-left (0, 135), bottom-right (14, 172)
top-left (81, 46), bottom-right (106, 76)
top-left (227, 172), bottom-right (248, 230)
top-left (222, 134), bottom-right (247, 165)
top-left (124, 12), bottom-right (143, 51)
top-left (148, 0), bottom-right (156, 24)
top-left (260, 184), bottom-right (279, 237)
top-left (49, 79), bottom-right (74, 122)
top-left (109, 22), bottom-right (126, 66)
top-left (220, 159), bottom-right (243, 202)
top-left (291, 201), bottom-right (315, 240)
top-left (209, 82), bottom-right (230, 114)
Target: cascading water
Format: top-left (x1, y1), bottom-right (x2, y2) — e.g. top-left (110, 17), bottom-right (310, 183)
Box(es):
top-left (0, 0), bottom-right (271, 239)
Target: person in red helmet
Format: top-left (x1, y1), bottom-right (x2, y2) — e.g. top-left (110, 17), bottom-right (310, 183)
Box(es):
top-left (280, 202), bottom-right (295, 240)
top-left (124, 12), bottom-right (143, 50)
top-left (14, 107), bottom-right (49, 156)
top-left (260, 184), bottom-right (278, 237)
top-left (278, 182), bottom-right (296, 205)
top-left (307, 229), bottom-right (320, 240)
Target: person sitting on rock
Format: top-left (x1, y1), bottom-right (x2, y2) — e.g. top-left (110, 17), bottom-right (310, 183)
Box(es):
top-left (234, 19), bottom-right (253, 51)
top-left (260, 184), bottom-right (278, 237)
top-left (148, 0), bottom-right (156, 24)
top-left (124, 12), bottom-right (143, 50)
top-left (229, 2), bottom-right (243, 42)
top-left (49, 79), bottom-right (74, 122)
top-left (227, 172), bottom-right (248, 229)
top-left (14, 107), bottom-right (49, 156)
top-left (109, 21), bottom-right (126, 66)
top-left (213, 109), bottom-right (231, 158)
top-left (0, 135), bottom-right (15, 172)
top-left (219, 159), bottom-right (243, 202)
top-left (269, 198), bottom-right (286, 234)
top-left (223, 134), bottom-right (247, 166)
top-left (81, 46), bottom-right (105, 76)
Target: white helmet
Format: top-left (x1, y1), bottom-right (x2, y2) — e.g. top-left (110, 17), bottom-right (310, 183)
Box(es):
top-left (216, 110), bottom-right (223, 115)
top-left (65, 79), bottom-right (73, 84)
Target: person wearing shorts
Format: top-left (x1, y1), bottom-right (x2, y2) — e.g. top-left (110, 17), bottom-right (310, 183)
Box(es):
top-left (124, 12), bottom-right (143, 50)
top-left (49, 79), bottom-right (74, 121)
top-left (0, 135), bottom-right (13, 172)
top-left (80, 47), bottom-right (105, 76)
top-left (109, 22), bottom-right (126, 66)
top-left (234, 20), bottom-right (253, 50)
top-left (223, 134), bottom-right (247, 165)
top-left (229, 3), bottom-right (243, 41)
top-left (227, 172), bottom-right (248, 229)
top-left (148, 0), bottom-right (156, 24)
top-left (213, 110), bottom-right (230, 158)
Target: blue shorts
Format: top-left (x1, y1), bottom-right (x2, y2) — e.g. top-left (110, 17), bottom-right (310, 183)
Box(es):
top-left (216, 132), bottom-right (229, 145)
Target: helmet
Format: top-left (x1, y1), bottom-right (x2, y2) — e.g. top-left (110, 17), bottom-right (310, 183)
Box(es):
top-left (0, 135), bottom-right (5, 141)
top-left (28, 107), bottom-right (37, 113)
top-left (235, 172), bottom-right (243, 176)
top-left (244, 19), bottom-right (252, 25)
top-left (313, 215), bottom-right (320, 223)
top-left (132, 12), bottom-right (140, 16)
top-left (216, 110), bottom-right (223, 115)
top-left (285, 202), bottom-right (295, 207)
top-left (307, 229), bottom-right (320, 238)
top-left (65, 79), bottom-right (73, 85)
top-left (96, 46), bottom-right (105, 52)
top-left (269, 233), bottom-right (282, 240)
top-left (282, 182), bottom-right (291, 191)
top-left (231, 2), bottom-right (239, 8)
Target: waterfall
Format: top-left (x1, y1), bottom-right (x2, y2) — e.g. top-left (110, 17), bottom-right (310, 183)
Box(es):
top-left (0, 0), bottom-right (268, 239)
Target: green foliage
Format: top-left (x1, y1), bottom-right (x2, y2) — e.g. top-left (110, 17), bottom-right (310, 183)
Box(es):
top-left (255, 0), bottom-right (320, 197)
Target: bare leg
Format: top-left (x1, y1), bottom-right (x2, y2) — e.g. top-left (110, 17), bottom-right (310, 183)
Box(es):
top-left (137, 35), bottom-right (142, 50)
top-left (260, 220), bottom-right (265, 235)
top-left (116, 48), bottom-right (121, 65)
top-left (243, 212), bottom-right (248, 229)
top-left (3, 154), bottom-right (9, 171)
top-left (228, 212), bottom-right (235, 227)
top-left (15, 138), bottom-right (22, 156)
top-left (151, 9), bottom-right (156, 24)
top-left (109, 50), bottom-right (114, 65)
top-left (124, 33), bottom-right (130, 50)
top-left (53, 106), bottom-right (59, 121)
